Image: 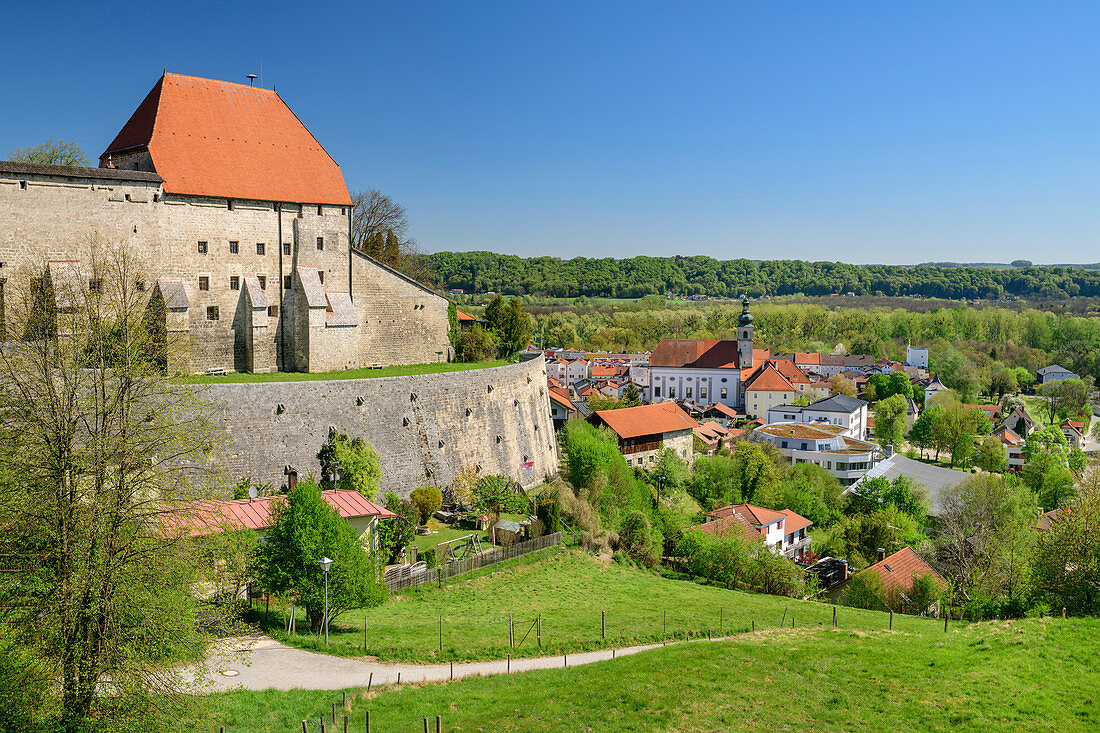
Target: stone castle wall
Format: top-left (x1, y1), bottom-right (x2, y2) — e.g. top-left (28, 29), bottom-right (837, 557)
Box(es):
top-left (198, 357), bottom-right (558, 497)
top-left (0, 163), bottom-right (450, 374)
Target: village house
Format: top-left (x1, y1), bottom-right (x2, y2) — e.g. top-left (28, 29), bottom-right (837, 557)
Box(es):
top-left (826, 547), bottom-right (947, 615)
top-left (906, 346), bottom-right (929, 369)
top-left (588, 401), bottom-right (699, 467)
top-left (1038, 364), bottom-right (1080, 385)
top-left (1060, 419), bottom-right (1086, 450)
top-left (697, 503), bottom-right (813, 561)
top-left (186, 489), bottom-right (395, 550)
top-left (994, 426), bottom-right (1026, 470)
top-left (752, 422), bottom-right (884, 486)
top-left (548, 382), bottom-right (578, 429)
top-left (765, 394), bottom-right (870, 440)
top-left (997, 405), bottom-right (1037, 438)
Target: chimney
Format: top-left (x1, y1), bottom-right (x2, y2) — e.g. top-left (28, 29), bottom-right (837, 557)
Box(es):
top-left (877, 547), bottom-right (886, 562)
top-left (840, 559), bottom-right (849, 581)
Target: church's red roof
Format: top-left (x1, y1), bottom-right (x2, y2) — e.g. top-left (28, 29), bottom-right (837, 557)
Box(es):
top-left (102, 73), bottom-right (351, 205)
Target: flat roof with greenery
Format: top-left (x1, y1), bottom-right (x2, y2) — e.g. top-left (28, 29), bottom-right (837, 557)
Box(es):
top-left (172, 360), bottom-right (510, 384)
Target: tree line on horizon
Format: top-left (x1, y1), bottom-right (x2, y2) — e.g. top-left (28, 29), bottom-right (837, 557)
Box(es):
top-left (419, 251), bottom-right (1100, 300)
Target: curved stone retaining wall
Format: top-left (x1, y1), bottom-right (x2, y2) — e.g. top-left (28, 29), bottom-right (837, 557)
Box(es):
top-left (197, 357), bottom-right (558, 496)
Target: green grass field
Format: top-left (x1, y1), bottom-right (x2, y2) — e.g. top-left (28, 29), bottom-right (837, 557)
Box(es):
top-left (255, 550), bottom-right (955, 663)
top-left (172, 360), bottom-right (508, 384)
top-left (203, 616), bottom-right (1100, 732)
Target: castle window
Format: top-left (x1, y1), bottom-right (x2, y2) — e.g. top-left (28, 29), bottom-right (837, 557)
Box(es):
top-left (197, 241), bottom-right (208, 254)
top-left (88, 279), bottom-right (102, 294)
top-left (297, 208), bottom-right (303, 219)
top-left (316, 236), bottom-right (324, 250)
top-left (153, 193), bottom-right (159, 202)
top-left (283, 242), bottom-right (291, 255)
top-left (124, 194), bottom-right (131, 202)
top-left (206, 306), bottom-right (219, 321)
top-left (230, 276), bottom-right (240, 290)
top-left (341, 207), bottom-right (347, 216)
top-left (257, 276), bottom-right (267, 290)
top-left (229, 241), bottom-right (239, 254)
top-left (227, 199), bottom-right (234, 211)
top-left (283, 275), bottom-right (293, 290)
top-left (19, 181), bottom-right (27, 190)
top-left (198, 276), bottom-right (209, 291)
top-left (256, 243), bottom-right (266, 255)
top-left (268, 305), bottom-right (279, 317)
top-left (317, 205), bottom-right (323, 216)
top-left (318, 271), bottom-right (324, 284)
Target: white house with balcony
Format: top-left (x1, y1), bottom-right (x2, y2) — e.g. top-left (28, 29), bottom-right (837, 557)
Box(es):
top-left (753, 422), bottom-right (885, 486)
top-left (766, 394), bottom-right (870, 440)
top-left (696, 503), bottom-right (813, 561)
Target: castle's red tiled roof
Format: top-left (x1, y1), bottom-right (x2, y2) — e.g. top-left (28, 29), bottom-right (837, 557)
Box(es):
top-left (591, 401), bottom-right (699, 440)
top-left (103, 73), bottom-right (351, 205)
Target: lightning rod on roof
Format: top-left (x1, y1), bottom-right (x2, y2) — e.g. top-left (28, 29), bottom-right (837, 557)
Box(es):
top-left (246, 74), bottom-right (258, 87)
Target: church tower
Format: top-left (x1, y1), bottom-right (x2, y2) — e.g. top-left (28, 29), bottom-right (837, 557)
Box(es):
top-left (737, 296), bottom-right (754, 370)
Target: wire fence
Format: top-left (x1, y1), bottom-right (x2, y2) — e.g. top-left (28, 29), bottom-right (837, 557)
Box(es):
top-left (383, 532), bottom-right (563, 593)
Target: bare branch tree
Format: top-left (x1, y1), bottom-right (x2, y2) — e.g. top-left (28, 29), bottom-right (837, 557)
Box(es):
top-left (8, 139), bottom-right (90, 166)
top-left (350, 188), bottom-right (437, 285)
top-left (0, 238), bottom-right (228, 729)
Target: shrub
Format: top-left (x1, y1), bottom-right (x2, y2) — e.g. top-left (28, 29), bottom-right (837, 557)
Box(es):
top-left (410, 486), bottom-right (443, 524)
top-left (618, 510), bottom-right (658, 566)
top-left (421, 548), bottom-right (438, 569)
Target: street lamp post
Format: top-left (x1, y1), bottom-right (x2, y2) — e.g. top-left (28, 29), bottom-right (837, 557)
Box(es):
top-left (318, 556), bottom-right (333, 644)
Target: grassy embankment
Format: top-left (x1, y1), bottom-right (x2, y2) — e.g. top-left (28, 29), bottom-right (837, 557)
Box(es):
top-left (255, 550), bottom-right (957, 663)
top-left (172, 360), bottom-right (508, 384)
top-left (205, 615), bottom-right (1100, 732)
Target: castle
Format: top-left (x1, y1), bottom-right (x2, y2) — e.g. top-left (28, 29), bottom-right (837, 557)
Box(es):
top-left (0, 72), bottom-right (451, 374)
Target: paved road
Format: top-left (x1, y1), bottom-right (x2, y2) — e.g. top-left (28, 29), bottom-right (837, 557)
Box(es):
top-left (193, 634), bottom-right (673, 691)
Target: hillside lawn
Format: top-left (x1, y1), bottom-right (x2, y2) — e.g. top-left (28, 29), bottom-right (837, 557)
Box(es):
top-left (254, 550), bottom-right (955, 663)
top-left (172, 359), bottom-right (508, 384)
top-left (203, 616), bottom-right (1100, 732)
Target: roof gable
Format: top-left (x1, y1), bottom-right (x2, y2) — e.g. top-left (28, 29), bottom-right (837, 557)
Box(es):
top-left (103, 73), bottom-right (351, 205)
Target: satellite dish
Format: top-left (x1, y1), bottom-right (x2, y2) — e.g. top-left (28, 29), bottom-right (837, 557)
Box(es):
top-left (248, 486), bottom-right (258, 500)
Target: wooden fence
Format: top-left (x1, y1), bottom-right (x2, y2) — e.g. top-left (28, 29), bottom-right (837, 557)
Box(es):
top-left (384, 532), bottom-right (563, 593)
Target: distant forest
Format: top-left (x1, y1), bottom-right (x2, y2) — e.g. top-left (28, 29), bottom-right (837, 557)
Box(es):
top-left (421, 251), bottom-right (1100, 300)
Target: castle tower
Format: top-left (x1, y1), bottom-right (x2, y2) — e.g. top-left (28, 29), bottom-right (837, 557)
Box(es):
top-left (737, 296), bottom-right (754, 370)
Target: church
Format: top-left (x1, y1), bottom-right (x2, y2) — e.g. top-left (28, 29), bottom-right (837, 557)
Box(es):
top-left (0, 72), bottom-right (451, 374)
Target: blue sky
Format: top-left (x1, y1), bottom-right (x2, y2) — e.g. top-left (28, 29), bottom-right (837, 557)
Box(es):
top-left (5, 1), bottom-right (1100, 264)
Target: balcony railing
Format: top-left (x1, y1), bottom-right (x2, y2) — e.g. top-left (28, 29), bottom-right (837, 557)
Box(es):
top-left (622, 440), bottom-right (661, 455)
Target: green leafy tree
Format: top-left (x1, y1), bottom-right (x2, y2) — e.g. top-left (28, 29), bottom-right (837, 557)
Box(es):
top-left (844, 569), bottom-right (888, 611)
top-left (731, 440), bottom-right (782, 504)
top-left (873, 393), bottom-right (909, 449)
top-left (1021, 426), bottom-right (1075, 508)
top-left (456, 324), bottom-right (499, 362)
top-left (0, 242), bottom-right (218, 729)
top-left (318, 428), bottom-right (383, 497)
top-left (473, 474), bottom-right (530, 520)
top-left (256, 479), bottom-right (385, 631)
top-left (8, 138), bottom-right (89, 166)
top-left (989, 369), bottom-right (1018, 401)
top-left (908, 404), bottom-right (941, 459)
top-left (754, 462), bottom-right (844, 528)
top-left (409, 486), bottom-right (443, 524)
top-left (687, 453), bottom-right (740, 507)
top-left (1035, 473), bottom-right (1100, 615)
top-left (618, 510), bottom-right (659, 566)
top-left (377, 492), bottom-right (415, 564)
top-left (828, 373), bottom-right (857, 398)
top-left (650, 447), bottom-right (688, 495)
top-left (621, 383), bottom-right (641, 407)
top-left (975, 434), bottom-right (1008, 473)
top-left (937, 474), bottom-right (1038, 613)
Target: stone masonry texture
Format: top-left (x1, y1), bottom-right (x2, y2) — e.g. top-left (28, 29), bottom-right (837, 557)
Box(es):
top-left (196, 357), bottom-right (558, 497)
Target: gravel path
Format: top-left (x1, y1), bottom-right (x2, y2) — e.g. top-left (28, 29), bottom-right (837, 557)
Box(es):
top-left (194, 634), bottom-right (670, 691)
